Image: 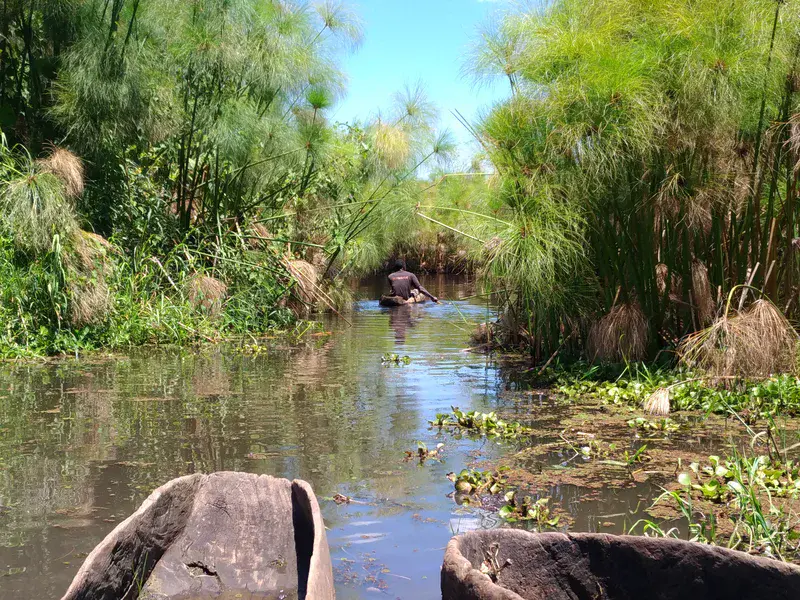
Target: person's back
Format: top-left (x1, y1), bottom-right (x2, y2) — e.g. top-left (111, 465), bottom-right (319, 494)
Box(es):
top-left (388, 261), bottom-right (438, 303)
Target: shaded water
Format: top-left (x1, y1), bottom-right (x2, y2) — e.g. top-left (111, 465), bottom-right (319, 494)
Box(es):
top-left (1, 276), bottom-right (650, 599)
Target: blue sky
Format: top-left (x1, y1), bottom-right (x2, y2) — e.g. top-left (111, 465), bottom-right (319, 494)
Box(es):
top-left (331, 0), bottom-right (512, 169)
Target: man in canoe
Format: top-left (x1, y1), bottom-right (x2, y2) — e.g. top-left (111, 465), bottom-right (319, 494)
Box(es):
top-left (387, 260), bottom-right (439, 304)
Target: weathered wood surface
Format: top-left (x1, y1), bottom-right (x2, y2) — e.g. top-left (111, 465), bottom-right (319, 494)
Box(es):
top-left (442, 529), bottom-right (800, 600)
top-left (379, 294), bottom-right (427, 307)
top-left (61, 472), bottom-right (333, 600)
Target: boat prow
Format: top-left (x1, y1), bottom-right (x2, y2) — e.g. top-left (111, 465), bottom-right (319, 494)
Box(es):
top-left (62, 472), bottom-right (334, 600)
top-left (380, 294), bottom-right (428, 307)
top-left (442, 529), bottom-right (800, 600)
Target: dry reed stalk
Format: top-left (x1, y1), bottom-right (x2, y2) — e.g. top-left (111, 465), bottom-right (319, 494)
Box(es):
top-left (247, 223), bottom-right (270, 249)
top-left (483, 236), bottom-right (503, 259)
top-left (282, 257), bottom-right (352, 323)
top-left (679, 298), bottom-right (798, 378)
top-left (285, 259), bottom-right (322, 317)
top-left (82, 231), bottom-right (115, 252)
top-left (655, 263), bottom-right (668, 296)
top-left (655, 263), bottom-right (682, 301)
top-left (38, 148), bottom-right (84, 199)
top-left (286, 259), bottom-right (319, 305)
top-left (691, 259), bottom-right (715, 326)
top-left (644, 388), bottom-right (671, 417)
top-left (186, 275), bottom-right (228, 316)
top-left (471, 322), bottom-right (492, 345)
top-left (653, 171), bottom-right (681, 222)
top-left (69, 280), bottom-right (111, 327)
top-left (72, 230), bottom-right (115, 274)
top-left (65, 230), bottom-right (116, 327)
top-left (686, 190), bottom-right (713, 234)
top-left (786, 113), bottom-right (800, 172)
top-left (586, 302), bottom-right (649, 363)
top-left (305, 246), bottom-right (327, 270)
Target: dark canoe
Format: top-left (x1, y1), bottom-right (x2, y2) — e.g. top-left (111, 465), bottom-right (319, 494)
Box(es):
top-left (61, 472), bottom-right (334, 600)
top-left (380, 294), bottom-right (428, 307)
top-left (442, 530), bottom-right (800, 600)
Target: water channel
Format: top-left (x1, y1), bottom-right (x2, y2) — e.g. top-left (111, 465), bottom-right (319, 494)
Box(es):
top-left (0, 276), bottom-right (653, 599)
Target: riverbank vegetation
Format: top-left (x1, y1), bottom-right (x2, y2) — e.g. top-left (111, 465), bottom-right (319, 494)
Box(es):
top-left (451, 0), bottom-right (800, 549)
top-left (5, 0), bottom-right (800, 375)
top-left (452, 0), bottom-right (800, 370)
top-left (0, 0), bottom-right (455, 357)
top-left (452, 362), bottom-right (800, 560)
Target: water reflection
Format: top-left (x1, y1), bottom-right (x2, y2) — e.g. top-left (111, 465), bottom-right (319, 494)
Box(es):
top-left (387, 305), bottom-right (420, 344)
top-left (0, 276), bottom-right (663, 599)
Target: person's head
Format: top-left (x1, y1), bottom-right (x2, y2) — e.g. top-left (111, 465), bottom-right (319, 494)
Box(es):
top-left (393, 259), bottom-right (405, 272)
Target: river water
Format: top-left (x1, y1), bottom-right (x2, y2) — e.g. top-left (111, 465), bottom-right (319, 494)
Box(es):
top-left (0, 276), bottom-right (645, 599)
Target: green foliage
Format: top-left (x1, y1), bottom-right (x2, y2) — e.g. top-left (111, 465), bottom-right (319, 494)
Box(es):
top-left (600, 444), bottom-right (650, 469)
top-left (0, 1), bottom-right (456, 356)
top-left (555, 364), bottom-right (800, 418)
top-left (560, 432), bottom-right (651, 473)
top-left (498, 492), bottom-right (559, 527)
top-left (431, 406), bottom-right (530, 439)
top-left (0, 153), bottom-right (77, 255)
top-left (643, 451), bottom-right (800, 559)
top-left (467, 0), bottom-right (800, 362)
top-left (381, 353), bottom-right (411, 365)
top-left (0, 218), bottom-right (297, 356)
top-left (627, 417), bottom-right (680, 434)
top-left (448, 467), bottom-right (509, 496)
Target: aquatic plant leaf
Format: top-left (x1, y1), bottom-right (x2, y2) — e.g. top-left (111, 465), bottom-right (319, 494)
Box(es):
top-left (728, 480), bottom-right (745, 494)
top-left (497, 505), bottom-right (514, 519)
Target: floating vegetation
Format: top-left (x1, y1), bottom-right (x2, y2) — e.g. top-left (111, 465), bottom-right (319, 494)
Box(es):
top-left (335, 552), bottom-right (393, 592)
top-left (431, 407), bottom-right (531, 439)
top-left (638, 451), bottom-right (800, 560)
top-left (381, 353), bottom-right (411, 365)
top-left (498, 493), bottom-right (559, 527)
top-left (556, 367), bottom-right (800, 418)
top-left (599, 444), bottom-right (650, 469)
top-left (447, 468), bottom-right (509, 496)
top-left (448, 467), bottom-right (564, 526)
top-left (679, 455), bottom-right (800, 503)
top-left (404, 441), bottom-right (444, 463)
top-left (627, 417), bottom-right (679, 434)
top-left (234, 343), bottom-right (269, 355)
top-left (561, 434), bottom-right (651, 475)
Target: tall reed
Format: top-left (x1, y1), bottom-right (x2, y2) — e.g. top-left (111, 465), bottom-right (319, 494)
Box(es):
top-left (464, 0), bottom-right (800, 361)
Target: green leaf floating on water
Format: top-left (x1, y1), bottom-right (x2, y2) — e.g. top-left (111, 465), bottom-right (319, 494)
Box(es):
top-left (497, 505), bottom-right (515, 520)
top-left (381, 353), bottom-right (411, 365)
top-left (429, 406), bottom-right (531, 439)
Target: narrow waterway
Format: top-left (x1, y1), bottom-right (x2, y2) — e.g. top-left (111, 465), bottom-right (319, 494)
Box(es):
top-left (0, 276), bottom-right (647, 599)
